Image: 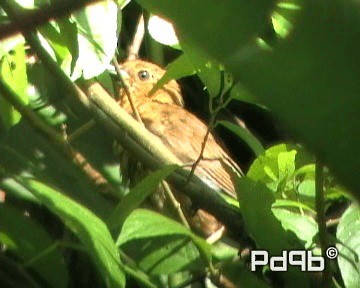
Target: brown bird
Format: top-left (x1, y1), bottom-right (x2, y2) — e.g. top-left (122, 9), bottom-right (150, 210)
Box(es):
top-left (118, 59), bottom-right (242, 235)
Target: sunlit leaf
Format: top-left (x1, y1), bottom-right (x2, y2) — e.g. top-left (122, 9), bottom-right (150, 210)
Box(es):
top-left (337, 204), bottom-right (360, 288)
top-left (0, 44), bottom-right (28, 128)
top-left (117, 209), bottom-right (212, 270)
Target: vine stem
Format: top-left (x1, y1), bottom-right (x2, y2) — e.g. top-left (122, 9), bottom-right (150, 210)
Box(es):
top-left (315, 160), bottom-right (332, 287)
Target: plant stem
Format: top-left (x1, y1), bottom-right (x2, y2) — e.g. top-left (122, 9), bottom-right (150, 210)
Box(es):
top-left (315, 160), bottom-right (332, 287)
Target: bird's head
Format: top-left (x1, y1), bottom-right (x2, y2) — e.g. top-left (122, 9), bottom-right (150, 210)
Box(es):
top-left (116, 60), bottom-right (184, 109)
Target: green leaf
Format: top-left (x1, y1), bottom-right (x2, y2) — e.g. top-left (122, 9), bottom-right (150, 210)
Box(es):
top-left (236, 178), bottom-right (310, 286)
top-left (181, 39), bottom-right (221, 98)
top-left (0, 204), bottom-right (68, 288)
top-left (217, 120), bottom-right (265, 156)
top-left (149, 54), bottom-right (195, 95)
top-left (230, 81), bottom-right (262, 106)
top-left (117, 209), bottom-right (212, 273)
top-left (25, 179), bottom-right (125, 288)
top-left (222, 261), bottom-right (271, 288)
top-left (337, 204), bottom-right (360, 288)
top-left (0, 44), bottom-right (28, 128)
top-left (136, 0), bottom-right (276, 61)
top-left (72, 1), bottom-right (121, 79)
top-left (107, 165), bottom-right (178, 230)
top-left (237, 178), bottom-right (301, 253)
top-left (226, 0), bottom-right (360, 195)
top-left (247, 144), bottom-right (297, 192)
top-left (121, 235), bottom-right (205, 275)
top-left (58, 18), bottom-right (79, 74)
top-left (272, 207), bottom-right (317, 249)
top-left (38, 22), bottom-right (71, 65)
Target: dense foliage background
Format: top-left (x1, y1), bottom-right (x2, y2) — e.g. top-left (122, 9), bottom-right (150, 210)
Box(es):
top-left (0, 0), bottom-right (359, 287)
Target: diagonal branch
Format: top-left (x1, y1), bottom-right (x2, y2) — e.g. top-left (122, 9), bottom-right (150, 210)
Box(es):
top-left (0, 0), bottom-right (101, 41)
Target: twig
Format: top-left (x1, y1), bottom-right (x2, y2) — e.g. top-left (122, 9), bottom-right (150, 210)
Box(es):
top-left (111, 56), bottom-right (143, 123)
top-left (67, 120), bottom-right (96, 142)
top-left (0, 0), bottom-right (100, 41)
top-left (127, 14), bottom-right (145, 61)
top-left (326, 217), bottom-right (340, 228)
top-left (186, 114), bottom-right (215, 184)
top-left (186, 81), bottom-right (231, 185)
top-left (161, 180), bottom-right (190, 229)
top-left (315, 160), bottom-right (332, 287)
top-left (206, 226), bottom-right (225, 244)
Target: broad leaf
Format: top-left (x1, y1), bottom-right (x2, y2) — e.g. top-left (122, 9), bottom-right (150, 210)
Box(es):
top-left (25, 179), bottom-right (125, 288)
top-left (117, 209), bottom-right (211, 274)
top-left (0, 204), bottom-right (68, 288)
top-left (337, 204), bottom-right (360, 288)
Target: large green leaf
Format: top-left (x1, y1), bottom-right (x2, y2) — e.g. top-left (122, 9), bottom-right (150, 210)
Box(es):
top-left (25, 179), bottom-right (125, 288)
top-left (136, 0), bottom-right (276, 61)
top-left (0, 204), bottom-right (68, 288)
top-left (150, 54), bottom-right (195, 95)
top-left (337, 204), bottom-right (360, 288)
top-left (272, 208), bottom-right (317, 249)
top-left (117, 209), bottom-right (212, 275)
top-left (71, 1), bottom-right (121, 79)
top-left (237, 178), bottom-right (301, 253)
top-left (227, 0), bottom-right (360, 196)
top-left (237, 178), bottom-right (310, 286)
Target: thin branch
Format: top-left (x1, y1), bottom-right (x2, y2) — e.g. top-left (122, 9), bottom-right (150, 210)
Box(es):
top-left (161, 180), bottom-right (190, 229)
top-left (127, 14), bottom-right (145, 61)
top-left (0, 0), bottom-right (101, 41)
top-left (187, 113), bottom-right (216, 184)
top-left (111, 56), bottom-right (143, 123)
top-left (67, 120), bottom-right (96, 142)
top-left (206, 226), bottom-right (225, 244)
top-left (326, 217), bottom-right (340, 228)
top-left (315, 160), bottom-right (332, 287)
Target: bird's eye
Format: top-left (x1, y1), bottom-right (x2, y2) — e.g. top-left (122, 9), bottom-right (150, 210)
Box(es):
top-left (137, 70), bottom-right (150, 81)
